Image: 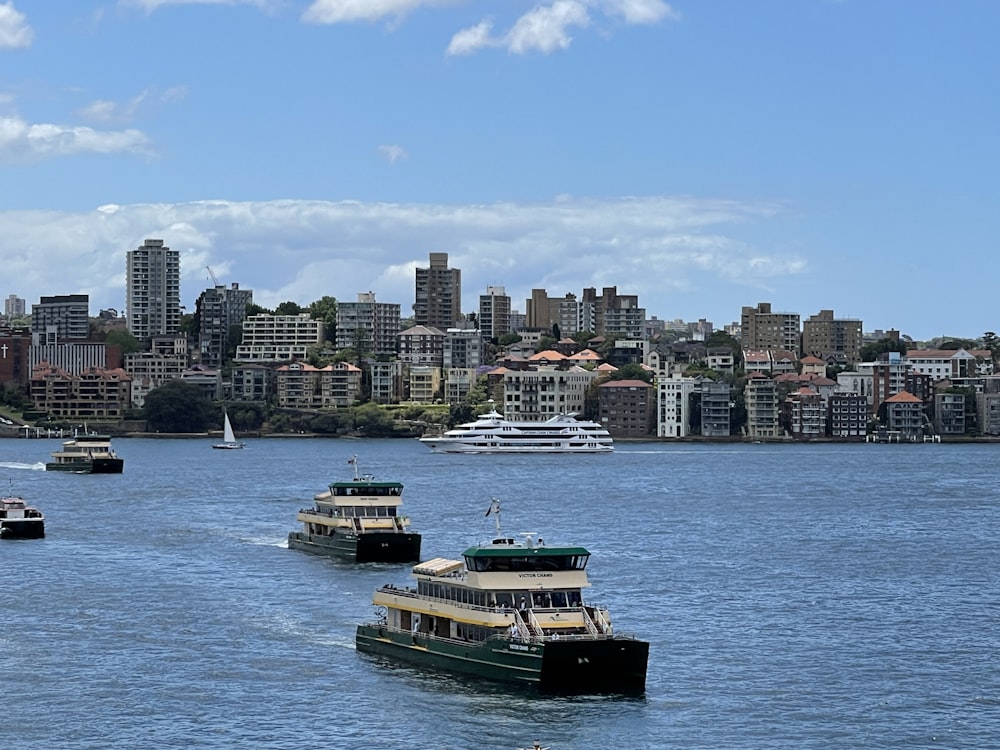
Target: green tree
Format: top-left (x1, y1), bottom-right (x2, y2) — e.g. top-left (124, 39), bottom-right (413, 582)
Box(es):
top-left (105, 328), bottom-right (142, 355)
top-left (706, 330), bottom-right (743, 368)
top-left (860, 337), bottom-right (908, 362)
top-left (603, 363), bottom-right (653, 383)
top-left (143, 380), bottom-right (215, 432)
top-left (309, 295), bottom-right (338, 339)
top-left (984, 331), bottom-right (1000, 366)
top-left (497, 332), bottom-right (522, 348)
top-left (274, 300), bottom-right (304, 316)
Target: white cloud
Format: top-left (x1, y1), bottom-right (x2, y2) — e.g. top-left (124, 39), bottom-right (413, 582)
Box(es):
top-left (0, 196), bottom-right (799, 322)
top-left (506, 1), bottom-right (590, 55)
top-left (77, 86), bottom-right (188, 124)
top-left (596, 0), bottom-right (678, 25)
top-left (447, 20), bottom-right (495, 56)
top-left (0, 2), bottom-right (32, 49)
top-left (0, 115), bottom-right (152, 163)
top-left (119, 0), bottom-right (275, 11)
top-left (302, 0), bottom-right (451, 24)
top-left (448, 0), bottom-right (677, 57)
top-left (377, 144), bottom-right (409, 163)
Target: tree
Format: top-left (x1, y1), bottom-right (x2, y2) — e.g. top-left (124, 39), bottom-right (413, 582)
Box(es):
top-left (143, 380), bottom-right (216, 432)
top-left (603, 363), bottom-right (653, 383)
top-left (274, 300), bottom-right (304, 316)
top-left (105, 329), bottom-right (142, 355)
top-left (984, 331), bottom-right (1000, 366)
top-left (706, 330), bottom-right (743, 368)
top-left (309, 295), bottom-right (338, 340)
top-left (860, 337), bottom-right (908, 362)
top-left (497, 332), bottom-right (522, 348)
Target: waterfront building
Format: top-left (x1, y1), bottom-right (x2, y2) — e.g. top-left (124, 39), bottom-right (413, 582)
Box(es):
top-left (904, 348), bottom-right (985, 383)
top-left (414, 252), bottom-right (461, 329)
top-left (784, 386), bottom-right (824, 439)
top-left (976, 389), bottom-right (1000, 436)
top-left (444, 367), bottom-right (478, 405)
top-left (700, 379), bottom-right (732, 437)
top-left (127, 239), bottom-right (181, 340)
top-left (827, 392), bottom-right (868, 438)
top-left (744, 374), bottom-right (780, 438)
top-left (598, 379), bottom-right (654, 438)
top-left (180, 364), bottom-right (222, 402)
top-left (656, 374), bottom-right (697, 438)
top-left (883, 391), bottom-right (925, 440)
top-left (230, 364), bottom-right (274, 403)
top-left (29, 365), bottom-right (131, 419)
top-left (503, 365), bottom-right (596, 420)
top-left (933, 391), bottom-right (967, 436)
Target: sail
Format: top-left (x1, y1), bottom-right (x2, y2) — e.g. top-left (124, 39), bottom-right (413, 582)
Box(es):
top-left (223, 412), bottom-right (236, 443)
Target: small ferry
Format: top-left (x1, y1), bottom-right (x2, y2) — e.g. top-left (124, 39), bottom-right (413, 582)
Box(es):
top-left (46, 433), bottom-right (124, 474)
top-left (0, 493), bottom-right (45, 539)
top-left (356, 499), bottom-right (648, 693)
top-left (288, 456), bottom-right (421, 563)
top-left (419, 400), bottom-right (614, 454)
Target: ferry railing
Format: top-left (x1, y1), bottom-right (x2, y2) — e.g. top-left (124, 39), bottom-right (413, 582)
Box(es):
top-left (580, 606), bottom-right (600, 636)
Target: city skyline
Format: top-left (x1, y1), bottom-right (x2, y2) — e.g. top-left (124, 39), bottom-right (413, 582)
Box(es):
top-left (2, 2), bottom-right (999, 341)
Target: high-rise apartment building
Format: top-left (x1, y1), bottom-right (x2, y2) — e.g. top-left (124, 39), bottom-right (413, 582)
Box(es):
top-left (478, 286), bottom-right (511, 340)
top-left (740, 302), bottom-right (801, 356)
top-left (4, 294), bottom-right (25, 320)
top-left (801, 309), bottom-right (863, 364)
top-left (582, 287), bottom-right (645, 338)
top-left (31, 294), bottom-right (90, 343)
top-left (196, 283), bottom-right (253, 367)
top-left (335, 292), bottom-right (401, 356)
top-left (126, 239), bottom-right (181, 341)
top-left (413, 252), bottom-right (461, 329)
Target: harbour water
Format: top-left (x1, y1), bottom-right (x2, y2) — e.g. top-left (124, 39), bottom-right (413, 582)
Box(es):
top-left (2, 437), bottom-right (999, 749)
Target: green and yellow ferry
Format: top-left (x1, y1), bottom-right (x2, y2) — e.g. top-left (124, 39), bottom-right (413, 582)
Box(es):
top-left (288, 456), bottom-right (421, 564)
top-left (356, 499), bottom-right (648, 694)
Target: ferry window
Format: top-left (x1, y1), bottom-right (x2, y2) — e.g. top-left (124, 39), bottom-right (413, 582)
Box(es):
top-left (567, 590), bottom-right (582, 607)
top-left (494, 592), bottom-right (513, 608)
top-left (377, 507), bottom-right (388, 517)
top-left (532, 592), bottom-right (551, 608)
top-left (550, 591), bottom-right (567, 608)
top-left (388, 508), bottom-right (397, 517)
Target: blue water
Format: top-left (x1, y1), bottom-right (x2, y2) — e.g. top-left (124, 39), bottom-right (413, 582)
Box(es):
top-left (2, 438), bottom-right (999, 749)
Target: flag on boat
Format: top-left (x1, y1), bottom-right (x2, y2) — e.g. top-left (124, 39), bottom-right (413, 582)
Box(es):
top-left (347, 456), bottom-right (357, 465)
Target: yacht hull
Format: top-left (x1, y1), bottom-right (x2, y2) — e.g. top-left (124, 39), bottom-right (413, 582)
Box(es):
top-left (45, 457), bottom-right (124, 474)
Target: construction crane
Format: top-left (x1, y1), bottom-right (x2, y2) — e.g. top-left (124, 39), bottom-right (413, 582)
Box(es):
top-left (206, 266), bottom-right (219, 286)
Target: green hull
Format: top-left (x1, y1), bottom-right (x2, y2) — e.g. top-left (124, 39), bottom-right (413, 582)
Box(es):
top-left (356, 624), bottom-right (648, 694)
top-left (45, 458), bottom-right (124, 474)
top-left (288, 531), bottom-right (421, 563)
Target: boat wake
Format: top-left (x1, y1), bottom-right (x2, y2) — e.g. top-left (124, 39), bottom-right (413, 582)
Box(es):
top-left (0, 461), bottom-right (46, 471)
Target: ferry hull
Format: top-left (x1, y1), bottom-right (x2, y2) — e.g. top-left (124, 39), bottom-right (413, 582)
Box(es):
top-left (355, 625), bottom-right (648, 694)
top-left (45, 457), bottom-right (124, 474)
top-left (288, 531), bottom-right (421, 563)
top-left (0, 519), bottom-right (45, 539)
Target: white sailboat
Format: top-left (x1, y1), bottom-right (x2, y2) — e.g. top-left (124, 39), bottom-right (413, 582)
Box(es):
top-left (213, 410), bottom-right (245, 450)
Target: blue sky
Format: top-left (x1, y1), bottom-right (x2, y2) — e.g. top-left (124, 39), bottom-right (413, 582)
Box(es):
top-left (1, 1), bottom-right (998, 342)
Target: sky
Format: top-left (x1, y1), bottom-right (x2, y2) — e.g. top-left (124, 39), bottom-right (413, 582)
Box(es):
top-left (1, 1), bottom-right (998, 342)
